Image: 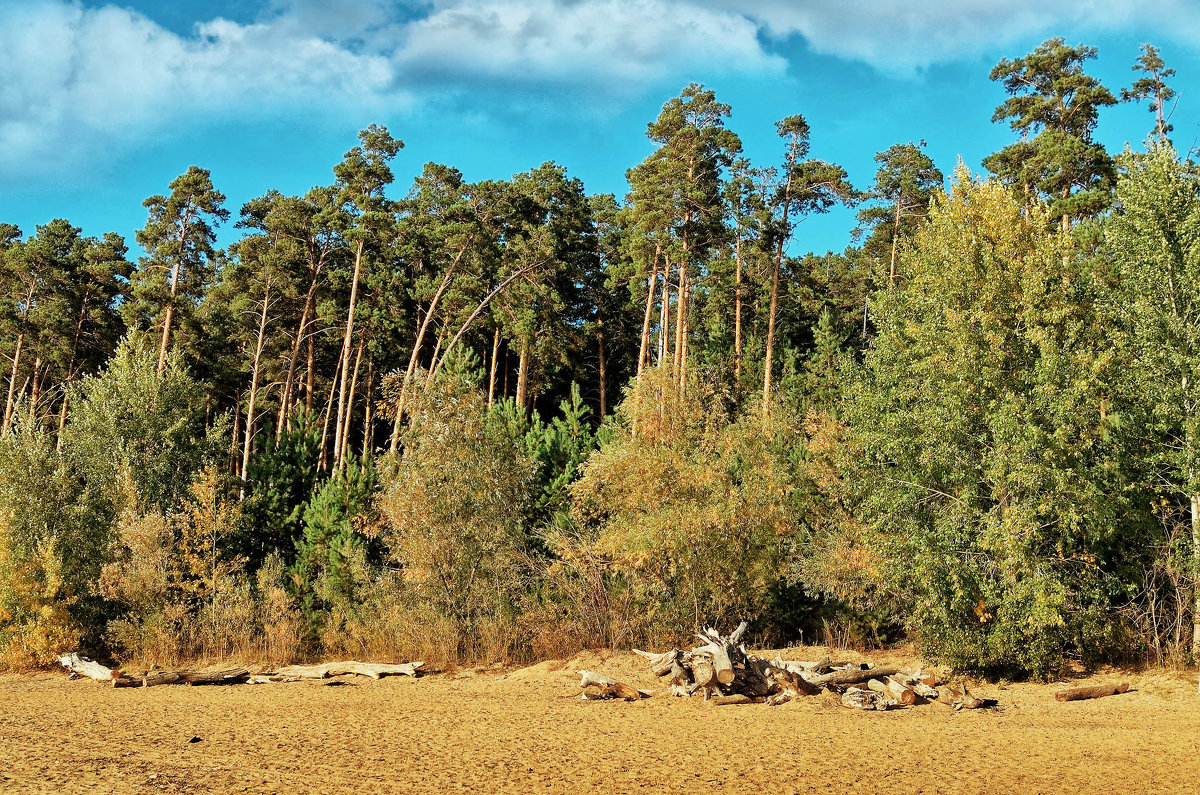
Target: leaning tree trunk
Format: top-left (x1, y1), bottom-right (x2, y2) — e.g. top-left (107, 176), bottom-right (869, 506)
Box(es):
top-left (240, 282), bottom-right (272, 492)
top-left (332, 238), bottom-right (365, 471)
top-left (636, 245), bottom-right (661, 379)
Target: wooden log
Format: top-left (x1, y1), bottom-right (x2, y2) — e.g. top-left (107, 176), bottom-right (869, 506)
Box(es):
top-left (883, 675), bottom-right (917, 705)
top-left (694, 642), bottom-right (735, 685)
top-left (56, 654), bottom-right (117, 683)
top-left (273, 661), bottom-right (423, 680)
top-left (765, 665), bottom-right (821, 705)
top-left (1054, 683), bottom-right (1130, 703)
top-left (813, 666), bottom-right (898, 689)
top-left (710, 693), bottom-right (763, 706)
top-left (141, 671), bottom-right (184, 687)
top-left (633, 649), bottom-right (681, 677)
top-left (178, 667), bottom-right (251, 685)
top-left (937, 683), bottom-right (986, 710)
top-left (690, 656), bottom-right (716, 689)
top-left (577, 670), bottom-right (642, 701)
top-left (247, 674), bottom-right (303, 684)
top-left (841, 686), bottom-right (893, 711)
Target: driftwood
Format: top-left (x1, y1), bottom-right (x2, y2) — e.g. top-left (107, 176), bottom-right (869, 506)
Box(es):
top-left (710, 694), bottom-right (764, 706)
top-left (937, 683), bottom-right (985, 710)
top-left (841, 686), bottom-right (894, 711)
top-left (812, 666), bottom-right (898, 689)
top-left (1054, 682), bottom-right (1130, 703)
top-left (272, 661), bottom-right (423, 680)
top-left (57, 654), bottom-right (117, 683)
top-left (633, 622), bottom-right (1002, 714)
top-left (59, 653), bottom-right (420, 688)
top-left (578, 670), bottom-right (644, 701)
top-left (134, 667), bottom-right (250, 687)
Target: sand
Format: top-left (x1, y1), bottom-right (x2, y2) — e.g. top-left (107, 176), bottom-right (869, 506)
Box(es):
top-left (2, 647), bottom-right (1199, 794)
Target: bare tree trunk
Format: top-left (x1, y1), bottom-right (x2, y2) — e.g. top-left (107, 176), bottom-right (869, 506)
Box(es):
top-left (516, 341), bottom-right (530, 410)
top-left (332, 238), bottom-right (366, 471)
top-left (1192, 490), bottom-right (1200, 693)
top-left (157, 213), bottom-right (193, 377)
top-left (305, 331), bottom-right (315, 415)
top-left (27, 354), bottom-right (43, 422)
top-left (340, 336), bottom-right (364, 467)
top-left (389, 243), bottom-right (471, 453)
top-left (278, 274), bottom-right (319, 434)
top-left (361, 356), bottom-right (375, 456)
top-left (3, 328), bottom-right (25, 433)
top-left (673, 265), bottom-right (687, 378)
top-left (597, 318), bottom-right (607, 419)
top-left (318, 355), bottom-right (342, 471)
top-left (762, 255), bottom-right (782, 416)
top-left (889, 199), bottom-right (902, 285)
top-left (734, 235), bottom-right (744, 380)
top-left (488, 327), bottom-right (501, 408)
top-left (240, 283), bottom-right (273, 494)
top-left (657, 259), bottom-right (671, 366)
top-left (636, 244), bottom-right (661, 379)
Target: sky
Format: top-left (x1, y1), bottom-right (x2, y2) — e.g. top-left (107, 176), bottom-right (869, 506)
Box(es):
top-left (3, 0), bottom-right (1200, 257)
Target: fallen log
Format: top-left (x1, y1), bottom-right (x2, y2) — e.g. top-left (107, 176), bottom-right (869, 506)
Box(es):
top-left (578, 670), bottom-right (643, 701)
top-left (710, 694), bottom-right (764, 706)
top-left (56, 654), bottom-right (117, 683)
top-left (272, 661), bottom-right (423, 680)
top-left (841, 686), bottom-right (894, 711)
top-left (1054, 683), bottom-right (1130, 703)
top-left (813, 666), bottom-right (898, 689)
top-left (632, 649), bottom-right (681, 677)
top-left (937, 683), bottom-right (985, 710)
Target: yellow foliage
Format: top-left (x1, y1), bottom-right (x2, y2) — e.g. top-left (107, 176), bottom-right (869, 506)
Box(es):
top-left (0, 512), bottom-right (80, 670)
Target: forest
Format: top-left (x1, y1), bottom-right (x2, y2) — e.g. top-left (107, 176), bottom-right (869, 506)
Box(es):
top-left (0, 38), bottom-right (1196, 679)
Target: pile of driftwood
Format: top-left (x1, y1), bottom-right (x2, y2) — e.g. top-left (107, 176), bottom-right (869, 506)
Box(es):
top-left (579, 622), bottom-right (991, 711)
top-left (57, 653), bottom-right (423, 688)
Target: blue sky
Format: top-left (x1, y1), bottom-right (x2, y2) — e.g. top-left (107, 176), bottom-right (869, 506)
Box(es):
top-left (2, 0), bottom-right (1199, 257)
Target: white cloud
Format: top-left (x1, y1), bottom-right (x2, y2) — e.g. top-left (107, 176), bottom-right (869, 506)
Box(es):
top-left (710, 0), bottom-right (1200, 74)
top-left (0, 0), bottom-right (781, 175)
top-left (4, 0), bottom-right (1197, 176)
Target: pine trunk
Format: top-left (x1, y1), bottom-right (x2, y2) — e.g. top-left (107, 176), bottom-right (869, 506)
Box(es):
top-left (516, 341), bottom-right (531, 410)
top-left (240, 283), bottom-right (272, 492)
top-left (636, 245), bottom-right (661, 379)
top-left (332, 239), bottom-right (366, 471)
top-left (488, 326), bottom-right (501, 409)
top-left (340, 336), bottom-right (364, 466)
top-left (597, 319), bottom-right (607, 419)
top-left (734, 235), bottom-right (743, 380)
top-left (3, 328), bottom-right (25, 432)
top-left (278, 274), bottom-right (319, 433)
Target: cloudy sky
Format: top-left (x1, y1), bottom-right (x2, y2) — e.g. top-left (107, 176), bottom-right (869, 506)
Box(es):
top-left (2, 0), bottom-right (1198, 253)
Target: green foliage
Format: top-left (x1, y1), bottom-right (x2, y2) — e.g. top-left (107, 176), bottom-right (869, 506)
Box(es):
top-left (984, 38), bottom-right (1117, 223)
top-left (239, 413), bottom-right (326, 569)
top-left (567, 368), bottom-right (800, 642)
top-left (63, 333), bottom-right (227, 514)
top-left (294, 455), bottom-right (380, 617)
top-left (851, 171), bottom-right (1139, 676)
top-left (379, 368), bottom-right (535, 658)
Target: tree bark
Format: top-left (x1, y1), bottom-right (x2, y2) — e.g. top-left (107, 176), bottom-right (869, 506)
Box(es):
top-left (487, 326), bottom-right (501, 409)
top-left (278, 266), bottom-right (321, 434)
top-left (332, 238), bottom-right (366, 471)
top-left (734, 234), bottom-right (744, 380)
top-left (1054, 683), bottom-right (1129, 702)
top-left (240, 281), bottom-right (273, 492)
top-left (597, 318), bottom-right (607, 419)
top-left (339, 336), bottom-right (364, 466)
top-left (636, 244), bottom-right (661, 379)
top-left (157, 210), bottom-right (193, 376)
top-left (516, 340), bottom-right (530, 410)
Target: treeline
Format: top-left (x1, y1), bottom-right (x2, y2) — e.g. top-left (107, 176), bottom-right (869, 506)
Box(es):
top-left (0, 39), bottom-right (1195, 678)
